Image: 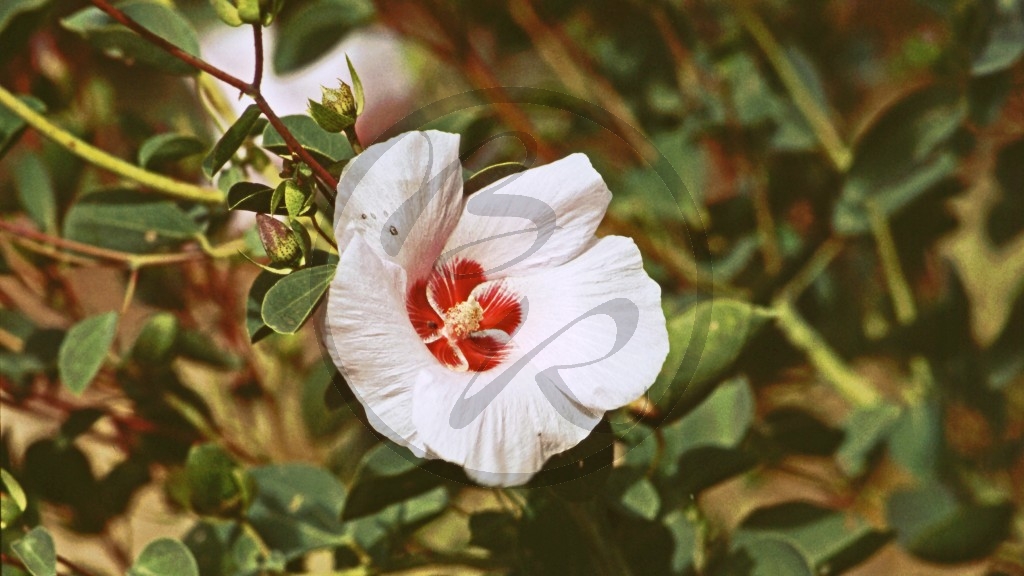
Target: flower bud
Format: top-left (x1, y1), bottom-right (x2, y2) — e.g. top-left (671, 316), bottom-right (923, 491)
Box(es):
top-left (209, 0), bottom-right (283, 26)
top-left (256, 214), bottom-right (301, 265)
top-left (307, 82), bottom-right (356, 133)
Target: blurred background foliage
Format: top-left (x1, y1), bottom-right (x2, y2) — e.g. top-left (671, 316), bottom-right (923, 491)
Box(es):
top-left (1, 0), bottom-right (1023, 574)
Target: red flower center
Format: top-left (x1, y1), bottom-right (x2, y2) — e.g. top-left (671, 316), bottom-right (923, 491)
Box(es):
top-left (406, 259), bottom-right (522, 372)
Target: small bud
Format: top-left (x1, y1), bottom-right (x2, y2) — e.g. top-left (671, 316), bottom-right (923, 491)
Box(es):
top-left (256, 214), bottom-right (301, 265)
top-left (209, 0), bottom-right (283, 27)
top-left (323, 83), bottom-right (356, 118)
top-left (307, 82), bottom-right (356, 133)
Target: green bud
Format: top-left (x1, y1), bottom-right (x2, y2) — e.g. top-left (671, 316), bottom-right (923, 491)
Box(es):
top-left (209, 0), bottom-right (283, 26)
top-left (256, 214), bottom-right (302, 265)
top-left (132, 313), bottom-right (179, 365)
top-left (307, 82), bottom-right (357, 133)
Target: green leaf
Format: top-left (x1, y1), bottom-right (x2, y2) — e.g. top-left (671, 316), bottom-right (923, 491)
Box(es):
top-left (63, 189), bottom-right (202, 253)
top-left (649, 299), bottom-right (771, 422)
top-left (464, 162), bottom-right (528, 196)
top-left (127, 538), bottom-right (199, 576)
top-left (346, 55), bottom-right (365, 116)
top-left (261, 114), bottom-right (354, 165)
top-left (301, 362), bottom-right (347, 440)
top-left (57, 311), bottom-right (119, 395)
top-left (887, 398), bottom-right (941, 480)
top-left (834, 86), bottom-right (965, 235)
top-left (260, 264), bottom-right (335, 333)
top-left (665, 376), bottom-right (754, 455)
top-left (0, 95), bottom-right (45, 158)
top-left (887, 484), bottom-right (1013, 563)
top-left (138, 133), bottom-right (206, 169)
top-left (0, 468), bottom-right (27, 530)
top-left (836, 403), bottom-right (901, 477)
top-left (203, 104), bottom-right (262, 178)
top-left (283, 180), bottom-right (313, 219)
top-left (725, 537), bottom-right (815, 576)
top-left (183, 443), bottom-right (246, 517)
top-left (226, 182), bottom-right (287, 215)
top-left (13, 153), bottom-right (57, 235)
top-left (342, 442), bottom-right (443, 521)
top-left (245, 271), bottom-right (283, 343)
top-left (0, 469), bottom-right (26, 513)
top-left (131, 312), bottom-right (179, 366)
top-left (247, 464), bottom-right (347, 559)
top-left (11, 526), bottom-right (56, 576)
top-left (272, 0), bottom-right (375, 74)
top-left (60, 0), bottom-right (202, 75)
top-left (737, 502), bottom-right (890, 573)
top-left (620, 477), bottom-right (660, 520)
top-left (663, 510), bottom-right (698, 573)
top-left (971, 0), bottom-right (1024, 76)
top-left (0, 0), bottom-right (49, 36)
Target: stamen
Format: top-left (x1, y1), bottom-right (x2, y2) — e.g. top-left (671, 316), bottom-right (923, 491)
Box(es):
top-left (444, 299), bottom-right (483, 338)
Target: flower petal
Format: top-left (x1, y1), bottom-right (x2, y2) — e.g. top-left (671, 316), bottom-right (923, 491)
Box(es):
top-left (323, 232), bottom-right (437, 451)
top-left (411, 361), bottom-right (602, 486)
top-left (441, 154), bottom-right (611, 278)
top-left (335, 130), bottom-right (464, 282)
top-left (496, 236), bottom-right (669, 412)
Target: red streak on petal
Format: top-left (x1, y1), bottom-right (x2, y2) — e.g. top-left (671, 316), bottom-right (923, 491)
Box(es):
top-left (428, 338), bottom-right (464, 369)
top-left (459, 335), bottom-right (508, 372)
top-left (407, 278), bottom-right (442, 339)
top-left (428, 259), bottom-right (485, 311)
top-left (476, 284), bottom-right (523, 335)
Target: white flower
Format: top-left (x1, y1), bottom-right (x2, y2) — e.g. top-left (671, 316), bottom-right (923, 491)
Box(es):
top-left (323, 130), bottom-right (669, 486)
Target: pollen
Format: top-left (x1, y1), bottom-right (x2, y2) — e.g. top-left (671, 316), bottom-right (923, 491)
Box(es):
top-left (445, 299), bottom-right (483, 338)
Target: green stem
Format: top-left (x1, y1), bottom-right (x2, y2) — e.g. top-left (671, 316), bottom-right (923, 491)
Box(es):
top-left (731, 1), bottom-right (852, 172)
top-left (867, 200), bottom-right (917, 326)
top-left (0, 85), bottom-right (223, 204)
top-left (564, 499), bottom-right (635, 576)
top-left (773, 300), bottom-right (881, 407)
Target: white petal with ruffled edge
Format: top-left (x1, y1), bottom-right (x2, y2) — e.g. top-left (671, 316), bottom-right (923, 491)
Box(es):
top-left (411, 358), bottom-right (602, 486)
top-left (323, 232), bottom-right (437, 452)
top-left (440, 154), bottom-right (611, 279)
top-left (335, 130), bottom-right (464, 283)
top-left (492, 235), bottom-right (669, 412)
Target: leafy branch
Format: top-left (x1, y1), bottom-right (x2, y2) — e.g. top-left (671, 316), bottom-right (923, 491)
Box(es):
top-left (86, 0), bottom-right (340, 191)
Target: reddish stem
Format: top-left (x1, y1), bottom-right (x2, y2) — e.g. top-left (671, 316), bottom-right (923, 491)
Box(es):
top-left (86, 0), bottom-right (339, 191)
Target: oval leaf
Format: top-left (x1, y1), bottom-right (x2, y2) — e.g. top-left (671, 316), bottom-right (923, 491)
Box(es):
top-left (12, 526), bottom-right (57, 576)
top-left (63, 189), bottom-right (203, 253)
top-left (138, 133), bottom-right (206, 169)
top-left (261, 265), bottom-right (335, 333)
top-left (13, 153), bottom-right (57, 234)
top-left (58, 311), bottom-right (119, 395)
top-left (60, 0), bottom-right (201, 75)
top-left (227, 182), bottom-right (287, 215)
top-left (127, 538), bottom-right (199, 576)
top-left (203, 104), bottom-right (262, 178)
top-left (261, 115), bottom-right (353, 165)
top-left (649, 299), bottom-right (772, 422)
top-left (272, 0), bottom-right (375, 75)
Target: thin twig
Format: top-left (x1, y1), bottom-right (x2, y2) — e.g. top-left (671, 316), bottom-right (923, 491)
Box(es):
top-left (0, 85), bottom-right (222, 204)
top-left (730, 0), bottom-right (852, 172)
top-left (0, 221), bottom-right (245, 268)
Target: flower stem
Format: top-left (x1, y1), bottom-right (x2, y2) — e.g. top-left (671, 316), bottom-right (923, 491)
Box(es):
top-left (564, 499), bottom-right (635, 576)
top-left (0, 84), bottom-right (223, 204)
top-left (730, 0), bottom-right (852, 172)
